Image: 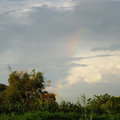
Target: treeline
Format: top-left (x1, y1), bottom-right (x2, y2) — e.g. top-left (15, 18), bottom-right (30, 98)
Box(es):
top-left (0, 70), bottom-right (120, 120)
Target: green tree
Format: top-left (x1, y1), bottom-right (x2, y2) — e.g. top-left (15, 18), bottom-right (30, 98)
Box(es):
top-left (0, 84), bottom-right (7, 112)
top-left (0, 83), bottom-right (7, 92)
top-left (81, 93), bottom-right (87, 120)
top-left (88, 93), bottom-right (120, 115)
top-left (1, 70), bottom-right (45, 112)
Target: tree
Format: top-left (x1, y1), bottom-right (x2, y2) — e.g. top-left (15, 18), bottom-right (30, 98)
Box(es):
top-left (6, 70), bottom-right (44, 104)
top-left (0, 84), bottom-right (7, 113)
top-left (81, 93), bottom-right (87, 120)
top-left (0, 69), bottom-right (55, 112)
top-left (0, 69), bottom-right (58, 113)
top-left (0, 83), bottom-right (7, 92)
top-left (87, 93), bottom-right (112, 115)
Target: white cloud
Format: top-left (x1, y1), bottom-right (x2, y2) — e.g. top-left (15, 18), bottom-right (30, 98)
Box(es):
top-left (0, 0), bottom-right (78, 18)
top-left (55, 50), bottom-right (120, 90)
top-left (0, 0), bottom-right (78, 26)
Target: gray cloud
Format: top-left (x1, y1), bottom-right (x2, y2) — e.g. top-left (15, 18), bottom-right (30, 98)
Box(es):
top-left (92, 44), bottom-right (120, 51)
top-left (60, 80), bottom-right (120, 102)
top-left (0, 0), bottom-right (120, 99)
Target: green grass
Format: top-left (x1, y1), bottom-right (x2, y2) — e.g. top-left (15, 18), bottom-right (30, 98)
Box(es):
top-left (0, 112), bottom-right (80, 120)
top-left (0, 112), bottom-right (120, 120)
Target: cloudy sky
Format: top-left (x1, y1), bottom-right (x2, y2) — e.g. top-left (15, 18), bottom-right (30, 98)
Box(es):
top-left (0, 0), bottom-right (120, 101)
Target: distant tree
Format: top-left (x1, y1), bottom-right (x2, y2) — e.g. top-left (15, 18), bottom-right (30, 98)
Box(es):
top-left (81, 93), bottom-right (87, 120)
top-left (59, 101), bottom-right (82, 113)
top-left (87, 93), bottom-right (113, 115)
top-left (0, 83), bottom-right (7, 92)
top-left (0, 84), bottom-right (7, 113)
top-left (101, 96), bottom-right (120, 114)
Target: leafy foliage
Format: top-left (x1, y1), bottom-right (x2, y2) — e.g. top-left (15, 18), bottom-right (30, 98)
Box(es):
top-left (0, 69), bottom-right (120, 119)
top-left (0, 70), bottom-right (56, 113)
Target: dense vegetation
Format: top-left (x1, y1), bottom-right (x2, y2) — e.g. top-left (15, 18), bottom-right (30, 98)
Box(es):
top-left (0, 69), bottom-right (120, 120)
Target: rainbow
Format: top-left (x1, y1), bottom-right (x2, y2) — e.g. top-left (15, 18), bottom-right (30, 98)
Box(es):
top-left (67, 29), bottom-right (83, 56)
top-left (51, 29), bottom-right (84, 99)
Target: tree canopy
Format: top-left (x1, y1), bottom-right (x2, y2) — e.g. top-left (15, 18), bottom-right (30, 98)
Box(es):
top-left (0, 69), bottom-right (56, 113)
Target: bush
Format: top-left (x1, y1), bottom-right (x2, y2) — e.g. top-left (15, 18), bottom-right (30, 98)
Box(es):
top-left (92, 114), bottom-right (120, 120)
top-left (0, 112), bottom-right (81, 120)
top-left (1, 112), bottom-right (120, 120)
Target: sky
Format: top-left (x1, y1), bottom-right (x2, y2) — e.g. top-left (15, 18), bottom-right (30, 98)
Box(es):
top-left (0, 0), bottom-right (120, 102)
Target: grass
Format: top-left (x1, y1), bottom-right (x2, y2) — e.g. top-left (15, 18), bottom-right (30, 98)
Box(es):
top-left (0, 112), bottom-right (120, 120)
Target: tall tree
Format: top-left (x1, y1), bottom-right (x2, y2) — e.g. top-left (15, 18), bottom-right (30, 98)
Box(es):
top-left (3, 69), bottom-right (45, 112)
